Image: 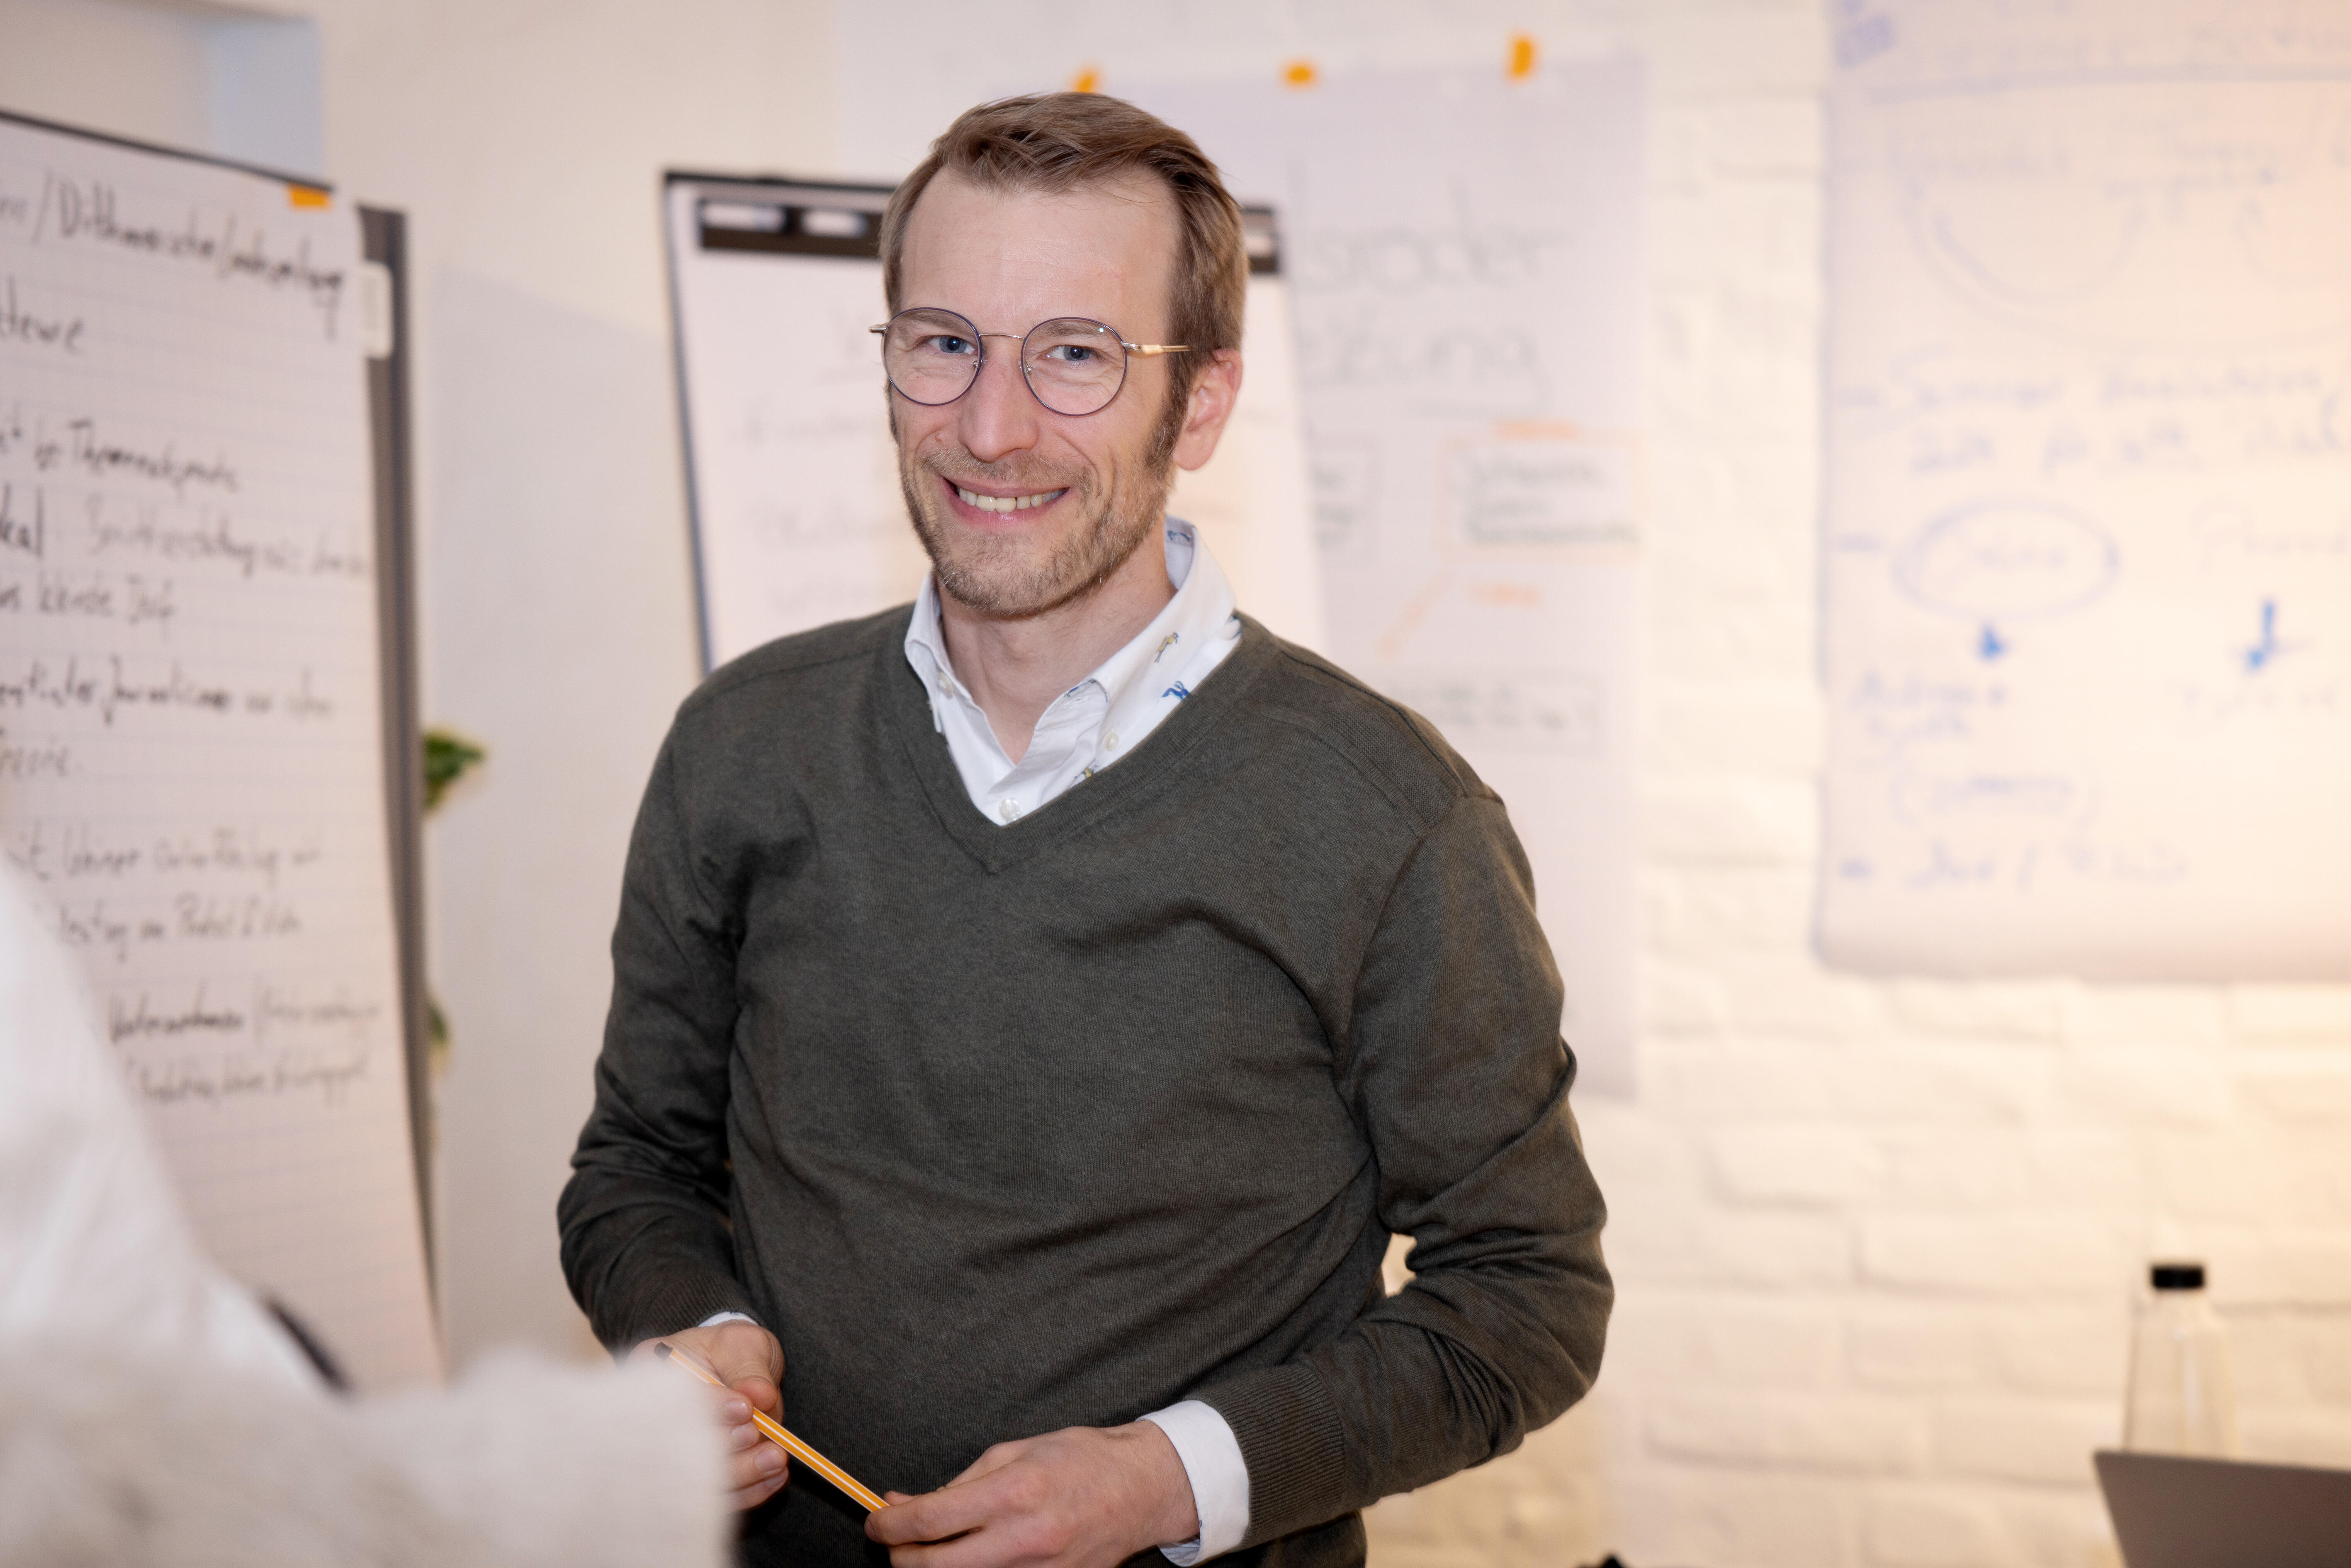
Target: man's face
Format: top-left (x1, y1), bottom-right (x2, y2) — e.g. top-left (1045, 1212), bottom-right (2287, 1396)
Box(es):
top-left (889, 172), bottom-right (1186, 619)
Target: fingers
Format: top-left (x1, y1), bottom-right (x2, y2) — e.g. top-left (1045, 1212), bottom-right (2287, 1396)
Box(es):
top-left (630, 1322), bottom-right (792, 1511)
top-left (630, 1322), bottom-right (784, 1394)
top-left (727, 1424), bottom-right (790, 1509)
top-left (866, 1423), bottom-right (1198, 1568)
top-left (706, 1320), bottom-right (784, 1381)
top-left (868, 1437), bottom-right (1032, 1552)
top-left (700, 1322), bottom-right (787, 1417)
top-left (866, 1472), bottom-right (996, 1549)
top-left (868, 1451), bottom-right (1050, 1561)
top-left (738, 1474), bottom-right (788, 1511)
top-left (707, 1386), bottom-right (790, 1506)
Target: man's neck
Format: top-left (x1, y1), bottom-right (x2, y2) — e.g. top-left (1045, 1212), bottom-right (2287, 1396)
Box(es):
top-left (938, 529), bottom-right (1175, 762)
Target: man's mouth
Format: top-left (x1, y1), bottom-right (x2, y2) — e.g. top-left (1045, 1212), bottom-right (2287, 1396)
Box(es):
top-left (952, 483), bottom-right (1067, 514)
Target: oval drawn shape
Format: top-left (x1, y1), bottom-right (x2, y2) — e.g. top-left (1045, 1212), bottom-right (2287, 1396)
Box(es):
top-left (1894, 499), bottom-right (2120, 622)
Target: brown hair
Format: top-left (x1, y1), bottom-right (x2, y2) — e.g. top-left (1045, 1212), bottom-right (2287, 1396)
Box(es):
top-left (879, 93), bottom-right (1246, 414)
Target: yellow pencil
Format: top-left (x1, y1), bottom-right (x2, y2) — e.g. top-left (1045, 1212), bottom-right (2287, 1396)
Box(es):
top-left (657, 1342), bottom-right (889, 1512)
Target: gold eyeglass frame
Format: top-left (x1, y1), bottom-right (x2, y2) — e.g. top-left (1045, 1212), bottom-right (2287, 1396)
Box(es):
top-left (869, 308), bottom-right (1189, 417)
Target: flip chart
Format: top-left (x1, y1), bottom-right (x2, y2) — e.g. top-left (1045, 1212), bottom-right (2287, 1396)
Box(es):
top-left (0, 112), bottom-right (440, 1386)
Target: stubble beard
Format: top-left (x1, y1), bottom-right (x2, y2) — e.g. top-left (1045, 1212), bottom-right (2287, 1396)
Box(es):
top-left (895, 396), bottom-right (1184, 620)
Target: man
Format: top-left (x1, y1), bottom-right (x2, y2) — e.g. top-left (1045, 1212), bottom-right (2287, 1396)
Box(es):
top-left (560, 92), bottom-right (1610, 1568)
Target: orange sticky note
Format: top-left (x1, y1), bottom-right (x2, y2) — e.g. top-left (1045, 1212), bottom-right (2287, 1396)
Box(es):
top-left (287, 185), bottom-right (331, 209)
top-left (1507, 34), bottom-right (1538, 80)
top-left (1282, 59), bottom-right (1317, 88)
top-left (1071, 65), bottom-right (1100, 93)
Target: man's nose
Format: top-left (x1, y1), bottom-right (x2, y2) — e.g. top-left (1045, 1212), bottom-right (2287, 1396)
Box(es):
top-left (955, 348), bottom-right (1041, 464)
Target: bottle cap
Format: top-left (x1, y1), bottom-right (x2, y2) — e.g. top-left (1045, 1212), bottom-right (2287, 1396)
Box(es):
top-left (2150, 1262), bottom-right (2206, 1291)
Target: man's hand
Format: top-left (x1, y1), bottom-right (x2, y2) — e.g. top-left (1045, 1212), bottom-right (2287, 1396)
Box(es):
top-left (866, 1421), bottom-right (1199, 1568)
top-left (631, 1320), bottom-right (789, 1510)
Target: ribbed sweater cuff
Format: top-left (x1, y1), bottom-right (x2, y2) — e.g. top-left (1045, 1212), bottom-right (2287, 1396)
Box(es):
top-left (615, 1267), bottom-right (758, 1351)
top-left (1197, 1363), bottom-right (1352, 1547)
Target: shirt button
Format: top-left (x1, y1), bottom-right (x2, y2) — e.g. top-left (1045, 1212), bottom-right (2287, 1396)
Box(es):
top-left (998, 798), bottom-right (1021, 821)
top-left (1104, 732), bottom-right (1120, 751)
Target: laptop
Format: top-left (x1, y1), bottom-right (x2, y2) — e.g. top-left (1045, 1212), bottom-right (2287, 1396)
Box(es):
top-left (2095, 1449), bottom-right (2351, 1568)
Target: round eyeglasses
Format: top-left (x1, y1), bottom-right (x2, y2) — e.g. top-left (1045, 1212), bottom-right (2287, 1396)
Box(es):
top-left (870, 308), bottom-right (1189, 418)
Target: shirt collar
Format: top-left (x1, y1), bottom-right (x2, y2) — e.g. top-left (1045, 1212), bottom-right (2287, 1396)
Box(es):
top-left (903, 516), bottom-right (1238, 734)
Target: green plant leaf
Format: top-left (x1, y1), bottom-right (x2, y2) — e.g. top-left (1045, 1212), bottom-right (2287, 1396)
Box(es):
top-left (422, 727), bottom-right (486, 816)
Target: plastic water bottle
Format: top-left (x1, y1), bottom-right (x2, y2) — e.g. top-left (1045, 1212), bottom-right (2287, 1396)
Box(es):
top-left (2122, 1262), bottom-right (2241, 1457)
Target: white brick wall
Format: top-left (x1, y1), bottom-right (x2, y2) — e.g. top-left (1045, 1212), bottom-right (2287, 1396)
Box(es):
top-left (1359, 2), bottom-right (2351, 1565)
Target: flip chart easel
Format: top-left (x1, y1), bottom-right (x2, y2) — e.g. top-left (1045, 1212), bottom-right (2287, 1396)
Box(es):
top-left (0, 108), bottom-right (440, 1388)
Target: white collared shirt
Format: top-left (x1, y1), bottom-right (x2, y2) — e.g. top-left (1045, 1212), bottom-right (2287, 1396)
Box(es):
top-left (901, 517), bottom-right (1242, 825)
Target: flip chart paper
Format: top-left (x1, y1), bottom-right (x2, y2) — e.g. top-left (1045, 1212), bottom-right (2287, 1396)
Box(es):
top-left (1133, 65), bottom-right (1648, 1094)
top-left (1821, 2), bottom-right (2351, 977)
top-left (0, 114), bottom-right (440, 1387)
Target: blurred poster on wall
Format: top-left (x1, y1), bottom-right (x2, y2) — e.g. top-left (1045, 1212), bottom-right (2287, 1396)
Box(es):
top-left (1129, 64), bottom-right (1648, 1096)
top-left (1821, 0), bottom-right (2351, 977)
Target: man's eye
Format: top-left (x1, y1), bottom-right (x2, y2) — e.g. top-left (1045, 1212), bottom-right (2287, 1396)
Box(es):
top-left (923, 335), bottom-right (976, 357)
top-left (1042, 344), bottom-right (1098, 365)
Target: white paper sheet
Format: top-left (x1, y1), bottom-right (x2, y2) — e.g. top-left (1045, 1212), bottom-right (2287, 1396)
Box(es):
top-left (1821, 1), bottom-right (2351, 977)
top-left (0, 115), bottom-right (440, 1387)
top-left (665, 181), bottom-right (924, 668)
top-left (1131, 65), bottom-right (1648, 1094)
top-left (666, 178), bottom-right (1326, 668)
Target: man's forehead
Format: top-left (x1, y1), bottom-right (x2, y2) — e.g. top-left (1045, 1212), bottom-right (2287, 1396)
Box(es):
top-left (900, 170), bottom-right (1179, 323)
top-left (910, 169), bottom-right (1176, 244)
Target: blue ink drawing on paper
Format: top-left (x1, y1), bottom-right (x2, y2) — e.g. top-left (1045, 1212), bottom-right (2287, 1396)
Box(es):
top-left (1894, 498), bottom-right (2120, 659)
top-left (2244, 598), bottom-right (2279, 672)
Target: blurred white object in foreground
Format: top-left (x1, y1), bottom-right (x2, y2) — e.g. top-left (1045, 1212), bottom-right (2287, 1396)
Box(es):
top-left (0, 865), bottom-right (728, 1567)
top-left (0, 863), bottom-right (316, 1385)
top-left (0, 1346), bottom-right (728, 1568)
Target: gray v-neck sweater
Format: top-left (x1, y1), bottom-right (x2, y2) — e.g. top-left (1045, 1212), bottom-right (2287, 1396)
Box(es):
top-left (559, 608), bottom-right (1611, 1568)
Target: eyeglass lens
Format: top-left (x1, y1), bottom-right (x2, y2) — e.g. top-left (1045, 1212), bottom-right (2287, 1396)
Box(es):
top-left (880, 309), bottom-right (1132, 417)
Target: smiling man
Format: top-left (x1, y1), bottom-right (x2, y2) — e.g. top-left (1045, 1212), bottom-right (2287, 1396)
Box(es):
top-left (560, 94), bottom-right (1611, 1568)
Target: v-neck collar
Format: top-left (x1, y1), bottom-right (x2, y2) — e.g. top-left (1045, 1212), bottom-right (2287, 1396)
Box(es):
top-left (880, 607), bottom-right (1276, 875)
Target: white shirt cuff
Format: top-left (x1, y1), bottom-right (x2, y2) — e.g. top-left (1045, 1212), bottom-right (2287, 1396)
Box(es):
top-left (696, 1310), bottom-right (758, 1329)
top-left (1139, 1399), bottom-right (1250, 1563)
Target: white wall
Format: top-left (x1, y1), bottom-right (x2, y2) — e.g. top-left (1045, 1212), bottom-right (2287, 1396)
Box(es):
top-left (1566, 7), bottom-right (2351, 1564)
top-left (0, 0), bottom-right (322, 175)
top-left (0, 0), bottom-right (212, 152)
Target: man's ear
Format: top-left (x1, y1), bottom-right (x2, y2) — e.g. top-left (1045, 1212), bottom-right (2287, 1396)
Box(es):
top-left (1171, 349), bottom-right (1243, 473)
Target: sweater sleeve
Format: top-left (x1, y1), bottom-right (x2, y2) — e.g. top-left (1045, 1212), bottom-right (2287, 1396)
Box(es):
top-left (557, 733), bottom-right (762, 1347)
top-left (1192, 790), bottom-right (1612, 1546)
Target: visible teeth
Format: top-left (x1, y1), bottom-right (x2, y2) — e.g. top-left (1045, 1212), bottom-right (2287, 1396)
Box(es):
top-left (956, 486), bottom-right (1064, 513)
